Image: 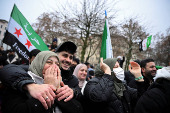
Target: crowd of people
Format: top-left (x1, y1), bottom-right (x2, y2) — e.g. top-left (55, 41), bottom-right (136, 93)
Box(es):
top-left (0, 39), bottom-right (170, 113)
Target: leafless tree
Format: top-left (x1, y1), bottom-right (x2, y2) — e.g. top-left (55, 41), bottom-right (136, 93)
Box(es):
top-left (54, 0), bottom-right (118, 62)
top-left (121, 18), bottom-right (149, 70)
top-left (152, 27), bottom-right (170, 66)
top-left (32, 12), bottom-right (63, 44)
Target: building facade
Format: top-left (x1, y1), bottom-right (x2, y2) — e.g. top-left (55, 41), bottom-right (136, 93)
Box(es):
top-left (0, 19), bottom-right (8, 50)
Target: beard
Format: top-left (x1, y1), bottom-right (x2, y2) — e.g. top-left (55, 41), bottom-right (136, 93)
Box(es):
top-left (145, 70), bottom-right (156, 79)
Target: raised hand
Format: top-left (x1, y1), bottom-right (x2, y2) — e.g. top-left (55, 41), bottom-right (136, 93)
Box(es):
top-left (129, 62), bottom-right (144, 81)
top-left (100, 58), bottom-right (111, 75)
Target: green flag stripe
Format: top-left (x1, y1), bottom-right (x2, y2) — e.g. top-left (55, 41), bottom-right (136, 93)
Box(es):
top-left (11, 4), bottom-right (48, 51)
top-left (100, 20), bottom-right (107, 59)
top-left (147, 35), bottom-right (152, 49)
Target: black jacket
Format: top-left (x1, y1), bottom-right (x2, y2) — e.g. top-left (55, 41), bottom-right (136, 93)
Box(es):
top-left (118, 56), bottom-right (125, 68)
top-left (128, 75), bottom-right (150, 90)
top-left (5, 54), bottom-right (21, 65)
top-left (124, 71), bottom-right (135, 85)
top-left (84, 74), bottom-right (145, 113)
top-left (59, 68), bottom-right (81, 99)
top-left (134, 78), bottom-right (170, 113)
top-left (0, 64), bottom-right (33, 91)
top-left (0, 50), bottom-right (7, 66)
top-left (2, 87), bottom-right (83, 113)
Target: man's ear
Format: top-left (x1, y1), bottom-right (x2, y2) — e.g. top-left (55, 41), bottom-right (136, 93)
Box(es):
top-left (141, 67), bottom-right (145, 73)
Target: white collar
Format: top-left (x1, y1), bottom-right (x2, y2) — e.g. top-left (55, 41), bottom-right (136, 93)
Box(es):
top-left (27, 71), bottom-right (44, 84)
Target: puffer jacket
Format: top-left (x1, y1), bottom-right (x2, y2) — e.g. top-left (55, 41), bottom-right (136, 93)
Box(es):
top-left (134, 78), bottom-right (170, 113)
top-left (84, 74), bottom-right (145, 113)
top-left (0, 64), bottom-right (33, 91)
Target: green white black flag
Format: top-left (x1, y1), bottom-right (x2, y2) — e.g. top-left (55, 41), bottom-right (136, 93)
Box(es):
top-left (3, 4), bottom-right (49, 60)
top-left (139, 35), bottom-right (152, 51)
top-left (100, 11), bottom-right (113, 59)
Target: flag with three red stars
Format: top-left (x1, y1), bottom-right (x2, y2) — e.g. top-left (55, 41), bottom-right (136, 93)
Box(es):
top-left (3, 4), bottom-right (49, 61)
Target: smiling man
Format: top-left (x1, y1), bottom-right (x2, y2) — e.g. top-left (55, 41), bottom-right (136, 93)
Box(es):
top-left (55, 41), bottom-right (81, 101)
top-left (141, 59), bottom-right (157, 83)
top-left (137, 58), bottom-right (157, 91)
top-left (55, 41), bottom-right (76, 70)
top-left (127, 58), bottom-right (157, 90)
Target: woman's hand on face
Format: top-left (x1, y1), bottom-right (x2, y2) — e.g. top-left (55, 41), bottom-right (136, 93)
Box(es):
top-left (44, 64), bottom-right (61, 90)
top-left (100, 58), bottom-right (111, 75)
top-left (129, 62), bottom-right (143, 78)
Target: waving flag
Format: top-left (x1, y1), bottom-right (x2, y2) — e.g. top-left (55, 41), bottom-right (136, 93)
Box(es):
top-left (3, 4), bottom-right (48, 61)
top-left (100, 11), bottom-right (113, 59)
top-left (139, 35), bottom-right (152, 51)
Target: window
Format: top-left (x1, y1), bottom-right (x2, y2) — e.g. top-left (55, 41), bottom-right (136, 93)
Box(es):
top-left (1, 25), bottom-right (2, 28)
top-left (0, 31), bottom-right (1, 35)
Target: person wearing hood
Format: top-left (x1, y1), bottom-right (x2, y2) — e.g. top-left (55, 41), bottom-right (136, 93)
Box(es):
top-left (84, 58), bottom-right (145, 113)
top-left (1, 51), bottom-right (83, 113)
top-left (134, 66), bottom-right (170, 113)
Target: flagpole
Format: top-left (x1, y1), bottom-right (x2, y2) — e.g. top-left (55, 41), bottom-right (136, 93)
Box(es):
top-left (105, 10), bottom-right (107, 18)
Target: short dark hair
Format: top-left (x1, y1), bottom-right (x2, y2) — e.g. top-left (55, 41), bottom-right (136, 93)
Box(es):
top-left (90, 65), bottom-right (94, 68)
top-left (73, 56), bottom-right (80, 64)
top-left (89, 70), bottom-right (94, 76)
top-left (84, 62), bottom-right (90, 66)
top-left (140, 58), bottom-right (154, 68)
top-left (29, 49), bottom-right (41, 59)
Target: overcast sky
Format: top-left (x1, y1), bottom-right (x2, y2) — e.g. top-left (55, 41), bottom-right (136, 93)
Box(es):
top-left (0, 0), bottom-right (170, 36)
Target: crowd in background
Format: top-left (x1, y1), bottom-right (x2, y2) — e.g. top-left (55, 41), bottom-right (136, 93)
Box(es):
top-left (0, 39), bottom-right (170, 113)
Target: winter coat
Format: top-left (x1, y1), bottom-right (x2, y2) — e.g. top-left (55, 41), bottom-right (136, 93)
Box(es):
top-left (84, 74), bottom-right (145, 113)
top-left (0, 64), bottom-right (33, 91)
top-left (124, 71), bottom-right (135, 85)
top-left (134, 78), bottom-right (170, 113)
top-left (2, 87), bottom-right (83, 113)
top-left (5, 54), bottom-right (21, 65)
top-left (128, 75), bottom-right (150, 90)
top-left (0, 50), bottom-right (7, 66)
top-left (60, 68), bottom-right (82, 99)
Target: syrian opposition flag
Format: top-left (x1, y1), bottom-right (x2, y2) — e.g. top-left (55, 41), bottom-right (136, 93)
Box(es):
top-left (139, 35), bottom-right (152, 51)
top-left (100, 11), bottom-right (113, 60)
top-left (3, 4), bottom-right (49, 61)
